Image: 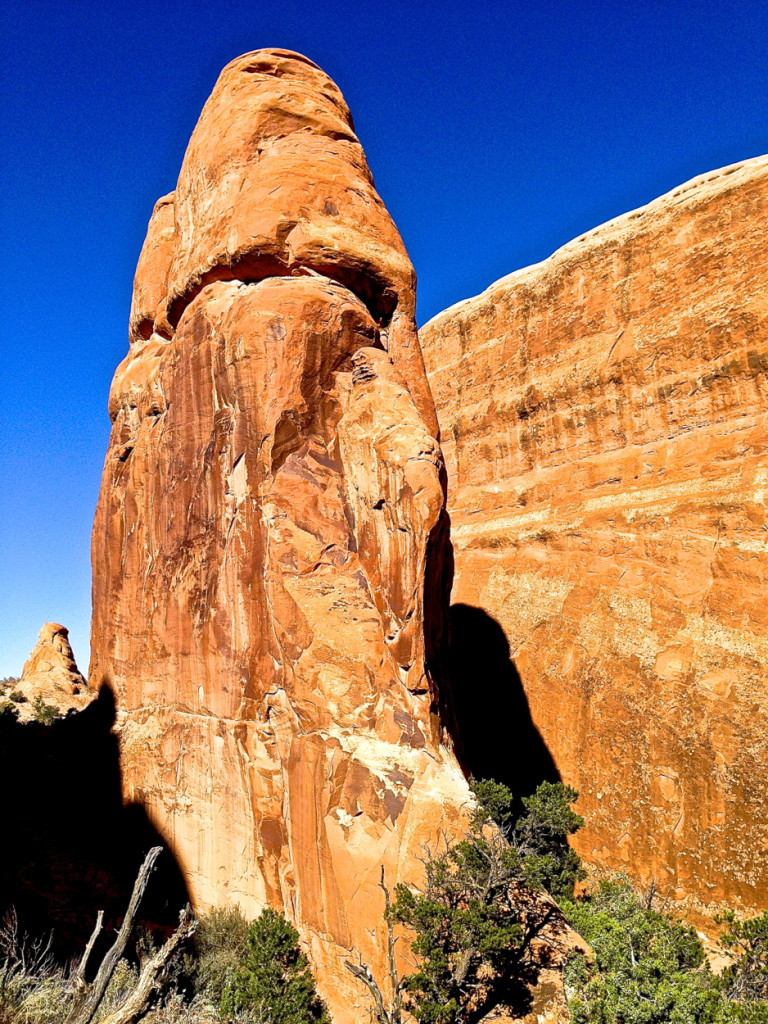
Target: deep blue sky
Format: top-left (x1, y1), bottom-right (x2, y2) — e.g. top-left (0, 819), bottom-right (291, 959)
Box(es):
top-left (1, 0), bottom-right (766, 677)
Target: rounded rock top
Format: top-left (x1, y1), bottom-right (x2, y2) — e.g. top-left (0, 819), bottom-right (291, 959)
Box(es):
top-left (40, 622), bottom-right (68, 639)
top-left (218, 48), bottom-right (350, 115)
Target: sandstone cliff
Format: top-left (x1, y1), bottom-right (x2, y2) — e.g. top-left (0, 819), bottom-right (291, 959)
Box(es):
top-left (91, 49), bottom-right (469, 1022)
top-left (420, 156), bottom-right (768, 926)
top-left (13, 622), bottom-right (90, 721)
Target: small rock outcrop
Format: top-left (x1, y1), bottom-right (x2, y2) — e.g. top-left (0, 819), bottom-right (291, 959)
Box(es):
top-left (420, 156), bottom-right (768, 927)
top-left (90, 49), bottom-right (469, 1022)
top-left (14, 623), bottom-right (90, 720)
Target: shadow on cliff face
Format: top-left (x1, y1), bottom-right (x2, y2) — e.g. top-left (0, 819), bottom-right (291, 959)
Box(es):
top-left (425, 508), bottom-right (459, 730)
top-left (0, 684), bottom-right (189, 959)
top-left (448, 604), bottom-right (560, 806)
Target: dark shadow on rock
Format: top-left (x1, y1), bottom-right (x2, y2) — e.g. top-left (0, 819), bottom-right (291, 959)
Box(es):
top-left (424, 507), bottom-right (459, 734)
top-left (0, 684), bottom-right (189, 960)
top-left (447, 603), bottom-right (560, 807)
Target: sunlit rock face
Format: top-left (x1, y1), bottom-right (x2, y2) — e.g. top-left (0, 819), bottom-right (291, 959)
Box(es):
top-left (15, 623), bottom-right (90, 720)
top-left (420, 156), bottom-right (768, 927)
top-left (90, 49), bottom-right (468, 1022)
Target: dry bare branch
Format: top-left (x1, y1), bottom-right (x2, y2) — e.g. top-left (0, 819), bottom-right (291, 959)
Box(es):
top-left (66, 846), bottom-right (162, 1024)
top-left (345, 956), bottom-right (391, 1024)
top-left (97, 906), bottom-right (197, 1024)
top-left (70, 911), bottom-right (104, 1000)
top-left (344, 868), bottom-right (403, 1024)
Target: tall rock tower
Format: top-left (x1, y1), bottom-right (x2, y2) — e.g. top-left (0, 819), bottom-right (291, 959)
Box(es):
top-left (90, 49), bottom-right (468, 1020)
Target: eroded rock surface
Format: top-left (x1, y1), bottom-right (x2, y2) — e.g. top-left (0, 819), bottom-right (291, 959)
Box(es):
top-left (14, 623), bottom-right (90, 721)
top-left (420, 156), bottom-right (768, 926)
top-left (91, 49), bottom-right (468, 1021)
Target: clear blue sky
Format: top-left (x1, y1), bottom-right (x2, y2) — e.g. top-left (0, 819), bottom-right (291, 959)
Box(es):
top-left (1, 0), bottom-right (766, 677)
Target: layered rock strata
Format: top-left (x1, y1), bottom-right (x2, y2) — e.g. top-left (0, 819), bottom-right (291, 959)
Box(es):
top-left (90, 50), bottom-right (468, 1021)
top-left (420, 156), bottom-right (768, 925)
top-left (14, 622), bottom-right (90, 720)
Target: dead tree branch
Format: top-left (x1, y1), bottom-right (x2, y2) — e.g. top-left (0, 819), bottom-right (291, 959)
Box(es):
top-left (344, 867), bottom-right (403, 1024)
top-left (70, 911), bottom-right (104, 1002)
top-left (97, 906), bottom-right (197, 1024)
top-left (345, 956), bottom-right (390, 1024)
top-left (66, 846), bottom-right (162, 1024)
top-left (379, 867), bottom-right (403, 1024)
top-left (0, 907), bottom-right (54, 978)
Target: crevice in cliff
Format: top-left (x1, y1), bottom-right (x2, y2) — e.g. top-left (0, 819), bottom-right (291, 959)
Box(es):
top-left (423, 508), bottom-right (456, 736)
top-left (165, 252), bottom-right (400, 339)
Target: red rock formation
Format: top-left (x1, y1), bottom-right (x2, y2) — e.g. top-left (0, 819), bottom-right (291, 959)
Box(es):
top-left (90, 50), bottom-right (468, 1021)
top-left (15, 622), bottom-right (90, 720)
top-left (420, 156), bottom-right (768, 927)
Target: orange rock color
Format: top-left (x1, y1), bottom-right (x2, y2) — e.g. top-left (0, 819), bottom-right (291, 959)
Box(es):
top-left (419, 156), bottom-right (768, 925)
top-left (16, 622), bottom-right (90, 720)
top-left (90, 49), bottom-right (469, 1021)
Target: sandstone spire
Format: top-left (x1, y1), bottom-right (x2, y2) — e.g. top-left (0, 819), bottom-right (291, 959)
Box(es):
top-left (14, 622), bottom-right (90, 721)
top-left (90, 49), bottom-right (469, 1021)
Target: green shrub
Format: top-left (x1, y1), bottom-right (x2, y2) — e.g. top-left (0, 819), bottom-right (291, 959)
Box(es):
top-left (30, 695), bottom-right (59, 726)
top-left (0, 700), bottom-right (19, 719)
top-left (0, 910), bottom-right (65, 1024)
top-left (141, 992), bottom-right (219, 1023)
top-left (93, 958), bottom-right (139, 1021)
top-left (717, 910), bottom-right (768, 1009)
top-left (221, 908), bottom-right (329, 1023)
top-left (388, 778), bottom-right (585, 1023)
top-left (14, 973), bottom-right (70, 1024)
top-left (473, 778), bottom-right (585, 902)
top-left (185, 904), bottom-right (249, 1005)
top-left (561, 877), bottom-right (768, 1024)
top-left (391, 815), bottom-right (524, 1023)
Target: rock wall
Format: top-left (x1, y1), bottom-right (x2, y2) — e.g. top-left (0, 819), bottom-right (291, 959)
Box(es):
top-left (420, 157), bottom-right (768, 925)
top-left (90, 50), bottom-right (469, 1022)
